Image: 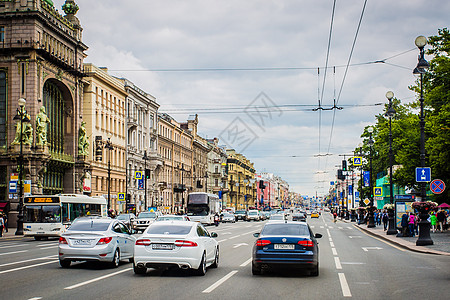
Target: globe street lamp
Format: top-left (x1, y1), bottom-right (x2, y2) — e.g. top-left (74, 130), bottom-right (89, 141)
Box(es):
top-left (385, 91), bottom-right (398, 235)
top-left (14, 98), bottom-right (30, 235)
top-left (143, 150), bottom-right (149, 210)
top-left (105, 137), bottom-right (114, 215)
top-left (413, 35), bottom-right (433, 246)
top-left (367, 126), bottom-right (376, 228)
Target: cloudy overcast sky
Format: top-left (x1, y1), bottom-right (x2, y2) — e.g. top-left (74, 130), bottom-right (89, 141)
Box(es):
top-left (54, 0), bottom-right (449, 198)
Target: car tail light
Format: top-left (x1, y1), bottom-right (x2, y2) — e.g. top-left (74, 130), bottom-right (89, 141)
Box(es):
top-left (59, 237), bottom-right (68, 244)
top-left (256, 239), bottom-right (271, 247)
top-left (97, 237), bottom-right (113, 245)
top-left (298, 239), bottom-right (314, 247)
top-left (135, 239), bottom-right (151, 246)
top-left (174, 240), bottom-right (198, 247)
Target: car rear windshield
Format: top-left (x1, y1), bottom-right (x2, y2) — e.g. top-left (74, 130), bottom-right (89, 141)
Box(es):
top-left (138, 212), bottom-right (157, 219)
top-left (146, 225), bottom-right (192, 235)
top-left (261, 224), bottom-right (309, 236)
top-left (236, 210), bottom-right (246, 214)
top-left (69, 221), bottom-right (110, 232)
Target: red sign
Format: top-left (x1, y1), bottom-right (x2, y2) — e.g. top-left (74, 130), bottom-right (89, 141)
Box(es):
top-left (430, 179), bottom-right (445, 194)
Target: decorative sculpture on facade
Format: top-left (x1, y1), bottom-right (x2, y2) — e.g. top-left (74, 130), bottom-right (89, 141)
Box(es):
top-left (11, 114), bottom-right (33, 146)
top-left (36, 106), bottom-right (50, 146)
top-left (78, 121), bottom-right (89, 156)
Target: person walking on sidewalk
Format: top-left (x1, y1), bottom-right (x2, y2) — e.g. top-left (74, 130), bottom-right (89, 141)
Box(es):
top-left (436, 210), bottom-right (446, 232)
top-left (401, 212), bottom-right (409, 237)
top-left (430, 212), bottom-right (437, 233)
top-left (408, 213), bottom-right (416, 237)
top-left (382, 210), bottom-right (389, 231)
top-left (0, 214), bottom-right (4, 237)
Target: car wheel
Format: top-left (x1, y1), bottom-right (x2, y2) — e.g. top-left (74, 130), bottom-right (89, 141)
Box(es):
top-left (59, 259), bottom-right (71, 268)
top-left (211, 247), bottom-right (219, 268)
top-left (310, 264), bottom-right (319, 276)
top-left (111, 249), bottom-right (120, 268)
top-left (252, 262), bottom-right (261, 275)
top-left (194, 253), bottom-right (206, 276)
top-left (133, 263), bottom-right (146, 275)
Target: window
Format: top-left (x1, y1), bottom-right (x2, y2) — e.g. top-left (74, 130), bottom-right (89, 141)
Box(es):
top-left (0, 71), bottom-right (6, 147)
top-left (0, 26), bottom-right (4, 42)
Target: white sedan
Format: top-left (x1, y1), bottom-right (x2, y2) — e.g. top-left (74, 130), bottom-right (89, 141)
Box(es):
top-left (134, 221), bottom-right (219, 276)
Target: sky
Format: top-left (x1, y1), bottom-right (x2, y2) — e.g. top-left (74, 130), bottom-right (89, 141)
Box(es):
top-left (54, 0), bottom-right (449, 198)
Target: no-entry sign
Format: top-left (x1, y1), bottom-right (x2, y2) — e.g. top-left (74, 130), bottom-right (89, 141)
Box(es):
top-left (430, 179), bottom-right (445, 194)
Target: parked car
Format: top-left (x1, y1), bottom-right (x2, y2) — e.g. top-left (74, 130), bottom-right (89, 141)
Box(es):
top-left (135, 211), bottom-right (162, 232)
top-left (247, 210), bottom-right (260, 222)
top-left (221, 212), bottom-right (236, 223)
top-left (134, 221), bottom-right (219, 276)
top-left (252, 221), bottom-right (322, 276)
top-left (156, 215), bottom-right (190, 222)
top-left (58, 218), bottom-right (136, 268)
top-left (292, 213), bottom-right (307, 222)
top-left (116, 213), bottom-right (136, 230)
top-left (235, 210), bottom-right (247, 221)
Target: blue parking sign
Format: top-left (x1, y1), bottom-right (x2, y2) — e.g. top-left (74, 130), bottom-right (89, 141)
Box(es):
top-left (415, 167), bottom-right (431, 182)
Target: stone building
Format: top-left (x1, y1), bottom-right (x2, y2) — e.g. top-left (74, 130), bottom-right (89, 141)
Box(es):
top-left (206, 137), bottom-right (228, 207)
top-left (226, 149), bottom-right (256, 211)
top-left (0, 0), bottom-right (88, 226)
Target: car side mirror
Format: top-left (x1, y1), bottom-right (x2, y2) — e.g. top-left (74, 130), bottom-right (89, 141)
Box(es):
top-left (210, 232), bottom-right (218, 238)
top-left (315, 233), bottom-right (322, 238)
top-left (253, 233), bottom-right (260, 238)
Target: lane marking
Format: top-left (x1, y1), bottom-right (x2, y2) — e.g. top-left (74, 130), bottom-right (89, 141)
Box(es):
top-left (233, 243), bottom-right (248, 249)
top-left (240, 258), bottom-right (252, 267)
top-left (0, 260), bottom-right (58, 274)
top-left (0, 250), bottom-right (28, 256)
top-left (338, 273), bottom-right (352, 297)
top-left (320, 226), bottom-right (324, 229)
top-left (64, 268), bottom-right (132, 290)
top-left (0, 244), bottom-right (28, 249)
top-left (218, 239), bottom-right (228, 243)
top-left (362, 247), bottom-right (383, 252)
top-left (341, 262), bottom-right (365, 265)
top-left (348, 236), bottom-right (362, 239)
top-left (353, 226), bottom-right (405, 252)
top-left (328, 238), bottom-right (333, 242)
top-left (326, 229), bottom-right (331, 237)
top-left (36, 242), bottom-right (58, 247)
top-left (330, 242), bottom-right (335, 247)
top-left (347, 227), bottom-right (353, 230)
top-left (0, 255), bottom-right (57, 267)
top-left (334, 257), bottom-right (342, 269)
top-left (28, 298), bottom-right (42, 300)
top-left (38, 246), bottom-right (58, 250)
top-left (338, 227), bottom-right (343, 229)
top-left (332, 248), bottom-right (338, 256)
top-left (228, 234), bottom-right (242, 240)
top-left (328, 226), bottom-right (334, 229)
top-left (202, 270), bottom-right (238, 293)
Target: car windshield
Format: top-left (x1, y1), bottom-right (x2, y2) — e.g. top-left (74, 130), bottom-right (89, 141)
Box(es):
top-left (117, 215), bottom-right (130, 220)
top-left (223, 213), bottom-right (233, 217)
top-left (236, 210), bottom-right (246, 214)
top-left (138, 212), bottom-right (157, 219)
top-left (270, 215), bottom-right (284, 220)
top-left (249, 211), bottom-right (258, 215)
top-left (146, 225), bottom-right (192, 235)
top-left (68, 221), bottom-right (110, 232)
top-left (157, 216), bottom-right (184, 221)
top-left (261, 224), bottom-right (309, 236)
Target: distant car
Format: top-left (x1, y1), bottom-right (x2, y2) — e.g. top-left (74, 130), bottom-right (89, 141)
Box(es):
top-left (292, 213), bottom-right (306, 222)
top-left (116, 213), bottom-right (136, 230)
top-left (156, 215), bottom-right (190, 222)
top-left (268, 214), bottom-right (286, 222)
top-left (311, 211), bottom-right (320, 218)
top-left (221, 212), bottom-right (236, 223)
top-left (247, 210), bottom-right (260, 222)
top-left (235, 210), bottom-right (247, 221)
top-left (135, 211), bottom-right (162, 232)
top-left (252, 221), bottom-right (322, 276)
top-left (58, 218), bottom-right (136, 268)
top-left (134, 221), bottom-right (219, 276)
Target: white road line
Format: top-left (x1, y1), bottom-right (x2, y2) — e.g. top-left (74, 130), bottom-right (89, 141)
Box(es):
top-left (202, 270), bottom-right (238, 293)
top-left (332, 248), bottom-right (338, 256)
top-left (38, 246), bottom-right (59, 250)
top-left (0, 250), bottom-right (28, 256)
top-left (347, 227), bottom-right (353, 230)
top-left (310, 226), bottom-right (315, 228)
top-left (328, 238), bottom-right (333, 242)
top-left (320, 226), bottom-right (324, 229)
top-left (228, 234), bottom-right (242, 240)
top-left (330, 242), bottom-right (335, 247)
top-left (0, 244), bottom-right (28, 249)
top-left (218, 239), bottom-right (228, 243)
top-left (37, 242), bottom-right (58, 247)
top-left (64, 268), bottom-right (132, 290)
top-left (338, 227), bottom-right (343, 229)
top-left (0, 255), bottom-right (57, 267)
top-left (341, 262), bottom-right (365, 265)
top-left (334, 257), bottom-right (342, 269)
top-left (0, 260), bottom-right (58, 274)
top-left (326, 229), bottom-right (331, 237)
top-left (240, 258), bottom-right (252, 267)
top-left (28, 297), bottom-right (42, 300)
top-left (328, 226), bottom-right (333, 229)
top-left (338, 273), bottom-right (352, 297)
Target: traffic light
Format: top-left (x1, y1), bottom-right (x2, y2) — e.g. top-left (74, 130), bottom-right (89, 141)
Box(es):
top-left (145, 169), bottom-right (150, 179)
top-left (259, 180), bottom-right (265, 189)
top-left (337, 169), bottom-right (345, 180)
top-left (342, 160), bottom-right (347, 171)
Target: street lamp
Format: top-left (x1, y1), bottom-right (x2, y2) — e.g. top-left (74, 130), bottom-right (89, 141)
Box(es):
top-left (143, 150), bottom-right (149, 210)
top-left (14, 98), bottom-right (30, 235)
top-left (414, 35), bottom-right (433, 246)
top-left (367, 126), bottom-right (376, 228)
top-left (105, 137), bottom-right (113, 215)
top-left (385, 91), bottom-right (398, 235)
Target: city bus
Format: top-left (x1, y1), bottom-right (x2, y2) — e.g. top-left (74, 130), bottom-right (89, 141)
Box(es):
top-left (23, 194), bottom-right (107, 240)
top-left (186, 192), bottom-right (221, 225)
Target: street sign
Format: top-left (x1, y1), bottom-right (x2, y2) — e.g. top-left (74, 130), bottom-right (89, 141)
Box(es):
top-left (353, 156), bottom-right (362, 166)
top-left (415, 167), bottom-right (431, 182)
top-left (135, 171), bottom-right (143, 180)
top-left (374, 187), bottom-right (382, 197)
top-left (363, 198), bottom-right (370, 205)
top-left (430, 179), bottom-right (445, 194)
top-left (9, 181), bottom-right (17, 193)
top-left (118, 193), bottom-right (125, 200)
top-left (355, 191), bottom-right (360, 199)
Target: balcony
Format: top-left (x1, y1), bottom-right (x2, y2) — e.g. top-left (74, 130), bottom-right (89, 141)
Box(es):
top-left (127, 116), bottom-right (137, 129)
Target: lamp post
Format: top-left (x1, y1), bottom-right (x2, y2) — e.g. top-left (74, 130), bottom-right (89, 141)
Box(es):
top-left (413, 35), bottom-right (433, 246)
top-left (143, 150), bottom-right (148, 210)
top-left (105, 137), bottom-right (113, 214)
top-left (367, 126), bottom-right (376, 228)
top-left (14, 98), bottom-right (30, 235)
top-left (385, 91), bottom-right (398, 235)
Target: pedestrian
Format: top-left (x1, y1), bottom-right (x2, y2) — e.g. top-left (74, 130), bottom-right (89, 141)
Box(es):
top-left (430, 212), bottom-right (437, 233)
top-left (408, 212), bottom-right (416, 237)
top-left (436, 210), bottom-right (446, 232)
top-left (333, 211), bottom-right (337, 223)
top-left (3, 213), bottom-right (7, 233)
top-left (401, 212), bottom-right (409, 237)
top-left (382, 211), bottom-right (389, 231)
top-left (0, 213), bottom-right (4, 237)
top-left (376, 210), bottom-right (382, 226)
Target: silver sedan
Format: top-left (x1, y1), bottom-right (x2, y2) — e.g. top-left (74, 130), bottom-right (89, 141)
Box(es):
top-left (58, 218), bottom-right (136, 268)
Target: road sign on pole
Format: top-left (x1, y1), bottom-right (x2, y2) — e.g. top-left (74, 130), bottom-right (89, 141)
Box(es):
top-left (118, 193), bottom-right (125, 200)
top-left (430, 179), bottom-right (445, 194)
top-left (353, 157), bottom-right (362, 166)
top-left (374, 187), bottom-right (382, 197)
top-left (415, 167), bottom-right (431, 182)
top-left (135, 171), bottom-right (143, 180)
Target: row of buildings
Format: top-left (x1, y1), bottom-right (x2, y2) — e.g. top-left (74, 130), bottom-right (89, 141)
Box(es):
top-left (0, 0), bottom-right (291, 226)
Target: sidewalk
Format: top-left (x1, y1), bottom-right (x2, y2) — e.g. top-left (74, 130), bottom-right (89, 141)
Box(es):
top-left (339, 218), bottom-right (450, 256)
top-left (0, 228), bottom-right (27, 240)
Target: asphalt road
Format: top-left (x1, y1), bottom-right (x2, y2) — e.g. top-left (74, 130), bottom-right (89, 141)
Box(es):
top-left (1, 215), bottom-right (449, 300)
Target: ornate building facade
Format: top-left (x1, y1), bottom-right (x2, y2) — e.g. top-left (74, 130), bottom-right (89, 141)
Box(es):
top-left (226, 149), bottom-right (256, 211)
top-left (0, 0), bottom-right (88, 226)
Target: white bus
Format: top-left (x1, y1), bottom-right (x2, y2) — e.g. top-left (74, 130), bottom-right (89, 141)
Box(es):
top-left (186, 192), bottom-right (221, 225)
top-left (24, 194), bottom-right (107, 240)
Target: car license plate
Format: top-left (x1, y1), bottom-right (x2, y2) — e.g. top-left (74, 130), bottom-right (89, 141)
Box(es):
top-left (152, 243), bottom-right (174, 250)
top-left (72, 239), bottom-right (92, 245)
top-left (274, 244), bottom-right (295, 250)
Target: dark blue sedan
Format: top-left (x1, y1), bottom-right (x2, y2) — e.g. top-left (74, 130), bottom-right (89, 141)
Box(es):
top-left (252, 221), bottom-right (322, 276)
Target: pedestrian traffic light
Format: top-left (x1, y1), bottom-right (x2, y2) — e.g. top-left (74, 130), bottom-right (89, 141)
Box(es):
top-left (145, 169), bottom-right (150, 179)
top-left (342, 160), bottom-right (347, 171)
top-left (337, 169), bottom-right (345, 180)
